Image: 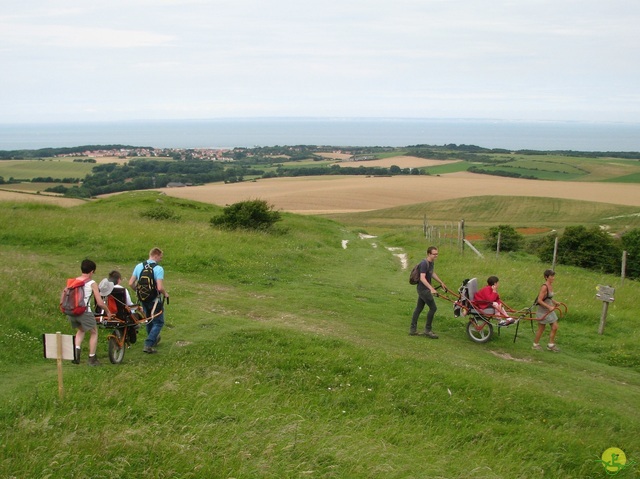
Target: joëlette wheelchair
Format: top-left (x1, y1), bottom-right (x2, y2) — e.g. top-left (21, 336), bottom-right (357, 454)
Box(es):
top-left (94, 288), bottom-right (148, 364)
top-left (437, 278), bottom-right (567, 344)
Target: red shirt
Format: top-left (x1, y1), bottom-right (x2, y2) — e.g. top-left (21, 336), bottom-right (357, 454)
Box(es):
top-left (473, 285), bottom-right (500, 310)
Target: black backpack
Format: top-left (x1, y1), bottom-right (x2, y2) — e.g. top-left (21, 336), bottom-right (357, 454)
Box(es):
top-left (136, 261), bottom-right (158, 302)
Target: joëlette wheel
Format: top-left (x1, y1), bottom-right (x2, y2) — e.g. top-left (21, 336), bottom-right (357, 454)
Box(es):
top-left (108, 328), bottom-right (126, 364)
top-left (466, 319), bottom-right (493, 344)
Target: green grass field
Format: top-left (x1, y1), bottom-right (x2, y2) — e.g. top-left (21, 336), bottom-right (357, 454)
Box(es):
top-left (4, 152), bottom-right (640, 186)
top-left (1, 191), bottom-right (639, 478)
top-left (324, 196), bottom-right (640, 233)
top-left (0, 158), bottom-right (96, 181)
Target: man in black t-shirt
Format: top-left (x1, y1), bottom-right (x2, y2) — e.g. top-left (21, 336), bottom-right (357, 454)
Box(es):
top-left (409, 246), bottom-right (449, 338)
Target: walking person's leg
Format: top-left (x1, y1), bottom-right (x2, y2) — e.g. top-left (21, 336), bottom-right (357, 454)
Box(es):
top-left (546, 321), bottom-right (560, 352)
top-left (533, 323), bottom-right (546, 350)
top-left (549, 321), bottom-right (558, 344)
top-left (410, 296), bottom-right (426, 335)
top-left (87, 326), bottom-right (101, 366)
top-left (423, 291), bottom-right (438, 338)
top-left (144, 299), bottom-right (164, 353)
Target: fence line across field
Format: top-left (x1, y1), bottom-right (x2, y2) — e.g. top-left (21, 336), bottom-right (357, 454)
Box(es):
top-left (421, 217), bottom-right (630, 284)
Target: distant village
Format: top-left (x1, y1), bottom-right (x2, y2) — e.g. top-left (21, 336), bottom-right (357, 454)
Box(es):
top-left (56, 146), bottom-right (368, 163)
top-left (59, 147), bottom-right (235, 161)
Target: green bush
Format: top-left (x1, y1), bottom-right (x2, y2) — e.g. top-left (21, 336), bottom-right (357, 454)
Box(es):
top-left (537, 225), bottom-right (621, 273)
top-left (210, 199), bottom-right (281, 231)
top-left (141, 205), bottom-right (181, 221)
top-left (621, 228), bottom-right (640, 279)
top-left (485, 224), bottom-right (523, 252)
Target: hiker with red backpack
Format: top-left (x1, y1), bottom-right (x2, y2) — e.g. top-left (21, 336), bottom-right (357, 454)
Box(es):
top-left (62, 259), bottom-right (111, 366)
top-left (129, 247), bottom-right (169, 354)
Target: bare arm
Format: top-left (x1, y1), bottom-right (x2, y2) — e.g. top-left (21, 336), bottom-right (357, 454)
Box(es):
top-left (156, 278), bottom-right (169, 299)
top-left (92, 282), bottom-right (110, 315)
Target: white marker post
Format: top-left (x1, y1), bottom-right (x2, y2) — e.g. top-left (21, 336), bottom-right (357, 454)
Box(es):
top-left (42, 332), bottom-right (76, 399)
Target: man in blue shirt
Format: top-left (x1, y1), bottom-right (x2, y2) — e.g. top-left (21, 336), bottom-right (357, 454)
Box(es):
top-left (129, 247), bottom-right (170, 354)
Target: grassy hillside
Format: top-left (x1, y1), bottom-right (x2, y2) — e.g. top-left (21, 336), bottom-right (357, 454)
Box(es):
top-left (324, 195), bottom-right (640, 233)
top-left (1, 192), bottom-right (639, 478)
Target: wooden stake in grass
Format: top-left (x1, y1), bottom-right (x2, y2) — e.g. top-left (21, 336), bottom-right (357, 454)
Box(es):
top-left (596, 285), bottom-right (615, 335)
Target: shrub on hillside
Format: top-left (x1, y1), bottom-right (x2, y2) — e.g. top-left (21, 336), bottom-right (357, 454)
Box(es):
top-left (485, 224), bottom-right (523, 252)
top-left (621, 228), bottom-right (640, 279)
top-left (141, 206), bottom-right (181, 221)
top-left (537, 225), bottom-right (621, 274)
top-left (210, 199), bottom-right (281, 231)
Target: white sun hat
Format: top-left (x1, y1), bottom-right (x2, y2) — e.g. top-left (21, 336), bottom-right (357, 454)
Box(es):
top-left (98, 278), bottom-right (114, 296)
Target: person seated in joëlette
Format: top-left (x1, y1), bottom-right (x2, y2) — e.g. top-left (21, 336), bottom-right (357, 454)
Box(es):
top-left (473, 276), bottom-right (516, 326)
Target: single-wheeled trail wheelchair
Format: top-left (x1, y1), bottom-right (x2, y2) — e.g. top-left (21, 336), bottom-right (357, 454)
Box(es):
top-left (94, 288), bottom-right (154, 364)
top-left (436, 278), bottom-right (567, 344)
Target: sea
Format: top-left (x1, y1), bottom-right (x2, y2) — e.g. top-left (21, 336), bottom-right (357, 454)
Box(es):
top-left (1, 118), bottom-right (640, 152)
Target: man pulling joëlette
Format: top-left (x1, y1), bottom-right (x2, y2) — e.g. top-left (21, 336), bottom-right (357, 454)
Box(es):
top-left (129, 247), bottom-right (169, 354)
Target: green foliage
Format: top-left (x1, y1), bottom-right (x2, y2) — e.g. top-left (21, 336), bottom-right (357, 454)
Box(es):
top-left (467, 165), bottom-right (537, 179)
top-left (140, 205), bottom-right (181, 221)
top-left (63, 185), bottom-right (93, 198)
top-left (538, 226), bottom-right (622, 273)
top-left (621, 228), bottom-right (640, 279)
top-left (211, 199), bottom-right (282, 231)
top-left (485, 224), bottom-right (524, 251)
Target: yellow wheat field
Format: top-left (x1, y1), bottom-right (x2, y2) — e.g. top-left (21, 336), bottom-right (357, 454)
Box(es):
top-left (337, 156), bottom-right (459, 169)
top-left (3, 167), bottom-right (639, 213)
top-left (0, 189), bottom-right (85, 206)
top-left (158, 173), bottom-right (640, 214)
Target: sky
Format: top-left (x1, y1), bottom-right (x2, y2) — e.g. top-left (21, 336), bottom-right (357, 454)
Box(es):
top-left (1, 0), bottom-right (640, 124)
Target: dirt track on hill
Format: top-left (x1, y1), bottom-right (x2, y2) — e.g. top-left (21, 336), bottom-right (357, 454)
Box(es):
top-left (158, 173), bottom-right (640, 214)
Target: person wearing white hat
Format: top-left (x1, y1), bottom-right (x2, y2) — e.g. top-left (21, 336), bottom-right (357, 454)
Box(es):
top-left (107, 271), bottom-right (135, 307)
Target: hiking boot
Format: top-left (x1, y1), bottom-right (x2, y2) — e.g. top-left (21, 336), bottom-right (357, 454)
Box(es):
top-left (87, 355), bottom-right (101, 366)
top-left (72, 347), bottom-right (81, 364)
top-left (424, 331), bottom-right (439, 339)
top-left (547, 344), bottom-right (560, 353)
top-left (143, 346), bottom-right (158, 354)
top-left (409, 331), bottom-right (418, 336)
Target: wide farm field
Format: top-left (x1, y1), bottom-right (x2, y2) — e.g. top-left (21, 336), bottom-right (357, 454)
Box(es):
top-left (159, 173), bottom-right (640, 214)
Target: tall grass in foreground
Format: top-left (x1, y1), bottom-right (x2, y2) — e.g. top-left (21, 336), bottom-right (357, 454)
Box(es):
top-left (1, 192), bottom-right (639, 478)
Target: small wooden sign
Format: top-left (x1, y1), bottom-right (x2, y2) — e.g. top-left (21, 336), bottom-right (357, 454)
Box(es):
top-left (42, 332), bottom-right (76, 399)
top-left (43, 333), bottom-right (76, 360)
top-left (596, 285), bottom-right (615, 335)
top-left (596, 285), bottom-right (615, 303)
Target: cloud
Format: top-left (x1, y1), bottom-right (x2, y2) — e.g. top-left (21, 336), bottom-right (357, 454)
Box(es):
top-left (1, 0), bottom-right (640, 122)
top-left (0, 22), bottom-right (173, 49)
